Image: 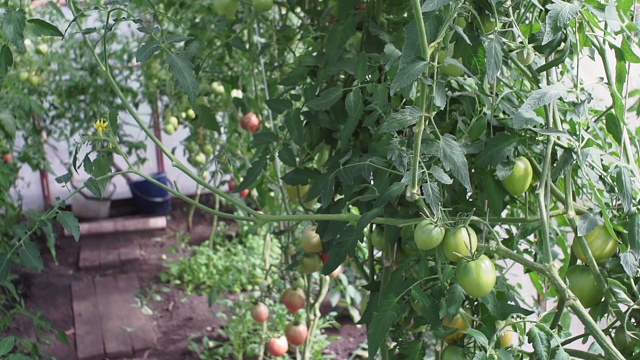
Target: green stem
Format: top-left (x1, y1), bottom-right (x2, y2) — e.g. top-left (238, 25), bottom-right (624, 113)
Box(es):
top-left (187, 184), bottom-right (202, 232)
top-left (302, 275), bottom-right (330, 360)
top-left (408, 0), bottom-right (432, 201)
top-left (209, 194), bottom-right (221, 246)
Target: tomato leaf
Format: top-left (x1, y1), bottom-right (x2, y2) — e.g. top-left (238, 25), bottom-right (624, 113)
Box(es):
top-left (397, 339), bottom-right (424, 359)
top-left (615, 165), bottom-right (633, 214)
top-left (0, 45), bottom-right (13, 87)
top-left (278, 144), bottom-right (297, 168)
top-left (18, 240), bottom-right (42, 272)
top-left (626, 213), bottom-right (640, 259)
top-left (619, 251), bottom-right (638, 277)
top-left (0, 336), bottom-right (15, 356)
top-left (306, 85), bottom-right (343, 111)
top-left (0, 254), bottom-right (11, 283)
top-left (421, 0), bottom-right (450, 12)
top-left (527, 325), bottom-right (551, 359)
top-left (57, 211), bottom-right (80, 241)
top-left (390, 59), bottom-right (426, 95)
top-left (439, 134), bottom-right (471, 191)
top-left (135, 42), bottom-right (160, 63)
top-left (495, 349), bottom-right (515, 360)
top-left (238, 157), bottom-right (268, 191)
top-left (25, 19), bottom-right (63, 37)
top-left (462, 328), bottom-right (489, 348)
top-left (445, 283), bottom-right (465, 320)
top-left (341, 89), bottom-right (363, 149)
top-left (475, 133), bottom-right (518, 168)
top-left (620, 36), bottom-right (640, 63)
top-left (38, 219), bottom-right (56, 264)
top-left (2, 10), bottom-right (26, 51)
top-left (166, 52), bottom-right (197, 105)
top-left (421, 182), bottom-right (441, 216)
top-left (0, 109), bottom-right (16, 142)
top-left (576, 212), bottom-right (600, 237)
top-left (606, 278), bottom-right (634, 306)
top-left (367, 270), bottom-right (414, 358)
top-left (519, 84), bottom-right (568, 113)
top-left (379, 106), bottom-right (421, 133)
top-left (542, 1), bottom-right (580, 45)
top-left (485, 35), bottom-right (502, 82)
top-left (265, 98), bottom-right (293, 115)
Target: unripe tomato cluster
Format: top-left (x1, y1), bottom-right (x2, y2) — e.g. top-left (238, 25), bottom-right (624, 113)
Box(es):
top-left (297, 226), bottom-right (343, 278)
top-left (410, 221), bottom-right (496, 298)
top-left (565, 224), bottom-right (619, 308)
top-left (163, 109), bottom-right (196, 135)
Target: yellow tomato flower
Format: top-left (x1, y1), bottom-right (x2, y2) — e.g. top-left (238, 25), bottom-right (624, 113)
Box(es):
top-left (93, 119), bottom-right (109, 136)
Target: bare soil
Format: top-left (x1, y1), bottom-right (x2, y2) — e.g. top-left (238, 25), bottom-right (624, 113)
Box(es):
top-left (7, 199), bottom-right (367, 359)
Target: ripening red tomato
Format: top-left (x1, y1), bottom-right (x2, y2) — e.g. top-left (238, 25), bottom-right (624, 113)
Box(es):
top-left (239, 189), bottom-right (249, 198)
top-left (250, 302), bottom-right (269, 323)
top-left (2, 153), bottom-right (11, 163)
top-left (281, 287), bottom-right (305, 314)
top-left (320, 252), bottom-right (329, 263)
top-left (285, 321), bottom-right (308, 346)
top-left (240, 112), bottom-right (260, 133)
top-left (266, 335), bottom-right (288, 357)
top-left (227, 180), bottom-right (235, 192)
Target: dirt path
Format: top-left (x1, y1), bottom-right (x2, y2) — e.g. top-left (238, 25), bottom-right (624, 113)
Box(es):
top-left (7, 203), bottom-right (367, 359)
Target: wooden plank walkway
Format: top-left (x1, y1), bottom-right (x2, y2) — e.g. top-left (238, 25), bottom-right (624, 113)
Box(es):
top-left (72, 275), bottom-right (157, 359)
top-left (78, 237), bottom-right (140, 270)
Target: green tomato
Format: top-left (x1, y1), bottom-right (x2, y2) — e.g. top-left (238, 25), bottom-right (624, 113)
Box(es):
top-left (613, 326), bottom-right (639, 355)
top-left (300, 226), bottom-right (322, 253)
top-left (167, 116), bottom-right (179, 128)
top-left (299, 253), bottom-right (322, 274)
top-left (163, 123), bottom-right (176, 135)
top-left (213, 0), bottom-right (239, 18)
top-left (443, 226), bottom-right (478, 262)
top-left (191, 152), bottom-right (206, 166)
top-left (476, 13), bottom-right (502, 34)
top-left (186, 109), bottom-right (196, 120)
top-left (413, 220), bottom-right (445, 251)
top-left (572, 225), bottom-right (618, 263)
top-left (500, 156), bottom-right (533, 197)
top-left (211, 81), bottom-right (225, 95)
top-left (28, 75), bottom-right (40, 87)
top-left (201, 144), bottom-right (214, 156)
top-left (252, 0), bottom-right (273, 12)
top-left (371, 227), bottom-right (385, 251)
top-left (457, 255), bottom-right (497, 298)
top-left (18, 71), bottom-right (29, 82)
top-left (516, 47), bottom-right (535, 66)
top-left (345, 31), bottom-right (363, 52)
top-left (441, 58), bottom-right (465, 77)
top-left (565, 265), bottom-right (604, 308)
top-left (35, 43), bottom-right (48, 55)
top-left (186, 142), bottom-right (199, 154)
top-left (442, 345), bottom-right (467, 360)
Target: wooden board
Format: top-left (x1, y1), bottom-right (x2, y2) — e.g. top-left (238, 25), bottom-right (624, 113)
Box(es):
top-left (78, 240), bottom-right (101, 270)
top-left (119, 240), bottom-right (140, 264)
top-left (94, 276), bottom-right (133, 358)
top-left (99, 239), bottom-right (121, 268)
top-left (71, 280), bottom-right (104, 360)
top-left (116, 274), bottom-right (158, 354)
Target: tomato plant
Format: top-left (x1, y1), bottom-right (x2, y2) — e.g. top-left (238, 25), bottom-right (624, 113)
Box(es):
top-left (572, 225), bottom-right (618, 263)
top-left (285, 321), bottom-right (308, 346)
top-left (456, 255), bottom-right (496, 298)
top-left (266, 335), bottom-right (288, 357)
top-left (442, 226), bottom-right (478, 262)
